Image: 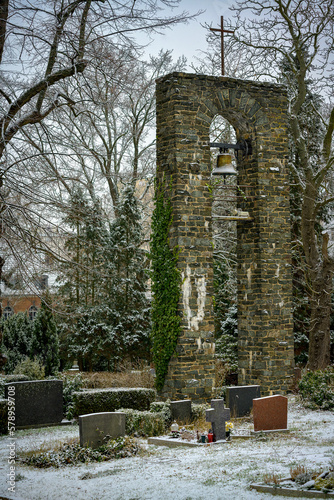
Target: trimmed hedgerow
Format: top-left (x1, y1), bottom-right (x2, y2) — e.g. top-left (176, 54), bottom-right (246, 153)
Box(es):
top-left (299, 367), bottom-right (334, 410)
top-left (121, 408), bottom-right (167, 436)
top-left (0, 399), bottom-right (8, 435)
top-left (72, 388), bottom-right (156, 417)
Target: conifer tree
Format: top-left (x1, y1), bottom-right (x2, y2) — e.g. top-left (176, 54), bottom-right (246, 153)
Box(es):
top-left (30, 291), bottom-right (59, 376)
top-left (105, 185), bottom-right (151, 361)
top-left (1, 312), bottom-right (33, 374)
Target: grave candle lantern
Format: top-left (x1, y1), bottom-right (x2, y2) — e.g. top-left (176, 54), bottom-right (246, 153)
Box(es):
top-left (171, 421), bottom-right (179, 434)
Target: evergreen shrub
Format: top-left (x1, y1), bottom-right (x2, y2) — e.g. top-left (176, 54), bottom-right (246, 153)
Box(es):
top-left (72, 388), bottom-right (156, 417)
top-left (0, 399), bottom-right (8, 435)
top-left (299, 367), bottom-right (334, 410)
top-left (1, 312), bottom-right (33, 374)
top-left (150, 401), bottom-right (172, 424)
top-left (191, 403), bottom-right (209, 421)
top-left (30, 293), bottom-right (59, 376)
top-left (59, 373), bottom-right (84, 419)
top-left (13, 357), bottom-right (45, 380)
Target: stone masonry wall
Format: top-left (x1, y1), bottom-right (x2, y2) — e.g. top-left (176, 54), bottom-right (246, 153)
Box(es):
top-left (155, 72), bottom-right (294, 400)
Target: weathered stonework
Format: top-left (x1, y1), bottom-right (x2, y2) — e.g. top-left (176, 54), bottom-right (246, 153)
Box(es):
top-left (156, 72), bottom-right (294, 400)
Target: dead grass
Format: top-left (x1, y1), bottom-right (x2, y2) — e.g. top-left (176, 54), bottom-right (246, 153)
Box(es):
top-left (20, 437), bottom-right (79, 459)
top-left (215, 359), bottom-right (229, 388)
top-left (64, 361), bottom-right (155, 389)
top-left (290, 464), bottom-right (308, 480)
top-left (263, 472), bottom-right (282, 485)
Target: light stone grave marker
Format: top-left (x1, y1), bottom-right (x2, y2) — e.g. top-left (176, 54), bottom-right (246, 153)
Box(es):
top-left (206, 399), bottom-right (231, 441)
top-left (79, 412), bottom-right (125, 449)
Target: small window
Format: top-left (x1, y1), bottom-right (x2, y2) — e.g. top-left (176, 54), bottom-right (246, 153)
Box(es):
top-left (29, 305), bottom-right (38, 321)
top-left (3, 306), bottom-right (14, 320)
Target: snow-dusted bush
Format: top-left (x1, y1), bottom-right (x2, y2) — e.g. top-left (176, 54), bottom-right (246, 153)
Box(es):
top-left (121, 408), bottom-right (166, 436)
top-left (299, 367), bottom-right (334, 410)
top-left (1, 313), bottom-right (33, 374)
top-left (150, 401), bottom-right (172, 424)
top-left (13, 357), bottom-right (45, 380)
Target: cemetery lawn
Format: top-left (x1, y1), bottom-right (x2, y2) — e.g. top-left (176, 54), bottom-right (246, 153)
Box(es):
top-left (0, 395), bottom-right (333, 500)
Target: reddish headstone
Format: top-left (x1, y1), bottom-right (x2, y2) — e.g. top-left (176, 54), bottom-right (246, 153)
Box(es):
top-left (253, 395), bottom-right (288, 432)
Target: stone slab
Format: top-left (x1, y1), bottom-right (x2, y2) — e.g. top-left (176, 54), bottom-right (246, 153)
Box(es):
top-left (79, 412), bottom-right (125, 449)
top-left (253, 395), bottom-right (288, 432)
top-left (251, 429), bottom-right (290, 435)
top-left (5, 380), bottom-right (63, 428)
top-left (147, 437), bottom-right (228, 448)
top-left (226, 385), bottom-right (261, 417)
top-left (170, 400), bottom-right (192, 422)
top-left (250, 484), bottom-right (334, 498)
top-left (16, 419), bottom-right (72, 430)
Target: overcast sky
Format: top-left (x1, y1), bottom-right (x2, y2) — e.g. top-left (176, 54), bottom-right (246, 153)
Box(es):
top-left (142, 0), bottom-right (236, 68)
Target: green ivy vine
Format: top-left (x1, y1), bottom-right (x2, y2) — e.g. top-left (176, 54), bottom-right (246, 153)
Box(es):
top-left (150, 178), bottom-right (181, 391)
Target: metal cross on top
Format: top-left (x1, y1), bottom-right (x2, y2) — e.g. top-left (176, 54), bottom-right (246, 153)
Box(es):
top-left (210, 16), bottom-right (235, 76)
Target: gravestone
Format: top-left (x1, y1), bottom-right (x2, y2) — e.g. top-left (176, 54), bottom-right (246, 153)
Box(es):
top-left (4, 380), bottom-right (63, 428)
top-left (170, 400), bottom-right (192, 422)
top-left (206, 399), bottom-right (230, 441)
top-left (253, 395), bottom-right (288, 432)
top-left (79, 412), bottom-right (125, 449)
top-left (226, 385), bottom-right (261, 417)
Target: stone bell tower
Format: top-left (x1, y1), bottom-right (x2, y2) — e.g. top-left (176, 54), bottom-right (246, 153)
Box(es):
top-left (155, 72), bottom-right (294, 401)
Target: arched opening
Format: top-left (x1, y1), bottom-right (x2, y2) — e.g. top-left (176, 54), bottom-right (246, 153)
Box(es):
top-left (3, 305), bottom-right (14, 320)
top-left (210, 115), bottom-right (238, 388)
top-left (29, 305), bottom-right (38, 321)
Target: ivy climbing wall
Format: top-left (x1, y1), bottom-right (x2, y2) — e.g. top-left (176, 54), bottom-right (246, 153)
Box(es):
top-left (155, 72), bottom-right (294, 401)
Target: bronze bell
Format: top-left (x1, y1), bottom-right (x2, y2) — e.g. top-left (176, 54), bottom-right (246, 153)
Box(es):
top-left (211, 151), bottom-right (237, 177)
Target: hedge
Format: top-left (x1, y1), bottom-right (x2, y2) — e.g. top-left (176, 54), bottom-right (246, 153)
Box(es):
top-left (0, 399), bottom-right (8, 435)
top-left (72, 388), bottom-right (156, 417)
top-left (121, 409), bottom-right (167, 436)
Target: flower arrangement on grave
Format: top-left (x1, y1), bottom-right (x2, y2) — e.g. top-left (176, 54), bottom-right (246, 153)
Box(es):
top-left (225, 421), bottom-right (234, 438)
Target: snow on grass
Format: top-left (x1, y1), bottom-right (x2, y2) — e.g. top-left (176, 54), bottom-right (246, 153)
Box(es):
top-left (0, 395), bottom-right (333, 500)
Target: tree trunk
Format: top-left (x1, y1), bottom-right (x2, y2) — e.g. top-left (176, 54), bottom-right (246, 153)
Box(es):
top-left (307, 267), bottom-right (332, 369)
top-left (301, 183), bottom-right (333, 370)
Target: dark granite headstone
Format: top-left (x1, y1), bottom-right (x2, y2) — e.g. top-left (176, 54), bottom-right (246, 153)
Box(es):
top-left (5, 380), bottom-right (63, 428)
top-left (170, 400), bottom-right (192, 422)
top-left (253, 395), bottom-right (288, 432)
top-left (79, 412), bottom-right (125, 449)
top-left (226, 385), bottom-right (261, 417)
top-left (205, 399), bottom-right (230, 441)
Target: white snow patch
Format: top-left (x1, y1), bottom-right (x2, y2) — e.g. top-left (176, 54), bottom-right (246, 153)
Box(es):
top-left (2, 396), bottom-right (333, 499)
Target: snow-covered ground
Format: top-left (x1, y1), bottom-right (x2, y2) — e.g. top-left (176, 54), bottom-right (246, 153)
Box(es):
top-left (1, 395), bottom-right (333, 500)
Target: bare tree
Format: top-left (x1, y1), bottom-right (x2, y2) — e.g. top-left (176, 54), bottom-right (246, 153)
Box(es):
top-left (229, 0), bottom-right (334, 369)
top-left (0, 0), bottom-right (198, 291)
